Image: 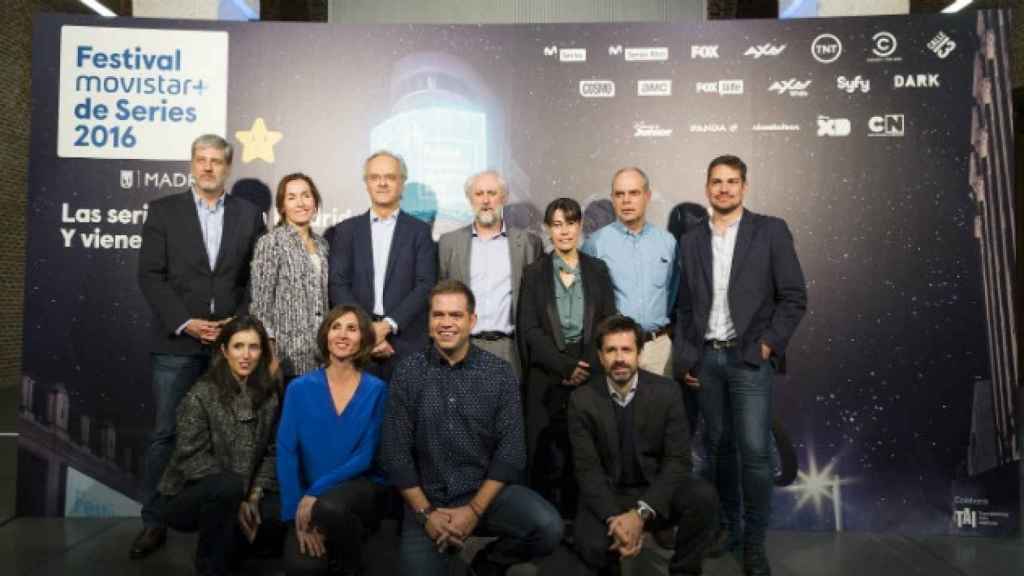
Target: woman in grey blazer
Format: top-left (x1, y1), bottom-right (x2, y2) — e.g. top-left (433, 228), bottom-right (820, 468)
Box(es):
top-left (250, 173), bottom-right (330, 382)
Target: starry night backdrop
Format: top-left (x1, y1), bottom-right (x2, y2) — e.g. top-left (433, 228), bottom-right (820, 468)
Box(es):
top-left (21, 12), bottom-right (1016, 534)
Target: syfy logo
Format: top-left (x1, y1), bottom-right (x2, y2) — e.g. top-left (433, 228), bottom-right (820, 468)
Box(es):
top-left (893, 74), bottom-right (940, 88)
top-left (836, 75), bottom-right (870, 94)
top-left (559, 48), bottom-right (587, 62)
top-left (811, 33), bottom-right (842, 63)
top-left (868, 114), bottom-right (904, 137)
top-left (633, 122), bottom-right (672, 138)
top-left (690, 45), bottom-right (719, 59)
top-left (625, 47), bottom-right (669, 61)
top-left (120, 170), bottom-right (191, 189)
top-left (817, 115), bottom-right (850, 137)
top-left (928, 31), bottom-right (957, 59)
top-left (953, 507), bottom-right (978, 529)
top-left (695, 80), bottom-right (744, 96)
top-left (744, 43), bottom-right (786, 59)
top-left (769, 79), bottom-right (811, 97)
top-left (637, 80), bottom-right (672, 96)
top-left (579, 80), bottom-right (615, 98)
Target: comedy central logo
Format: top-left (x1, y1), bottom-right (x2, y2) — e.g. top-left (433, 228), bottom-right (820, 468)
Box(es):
top-left (811, 33), bottom-right (842, 64)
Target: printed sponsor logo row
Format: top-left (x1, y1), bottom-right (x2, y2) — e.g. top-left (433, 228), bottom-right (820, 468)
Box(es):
top-left (629, 114), bottom-right (908, 139)
top-left (579, 73), bottom-right (941, 99)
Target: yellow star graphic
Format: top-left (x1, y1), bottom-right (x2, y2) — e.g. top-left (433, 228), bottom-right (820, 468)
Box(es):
top-left (235, 118), bottom-right (283, 163)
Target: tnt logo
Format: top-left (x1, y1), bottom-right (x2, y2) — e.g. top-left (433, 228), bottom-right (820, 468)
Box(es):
top-left (954, 507), bottom-right (978, 529)
top-left (868, 114), bottom-right (904, 137)
top-left (690, 45), bottom-right (719, 59)
top-left (811, 33), bottom-right (842, 63)
top-left (817, 115), bottom-right (850, 137)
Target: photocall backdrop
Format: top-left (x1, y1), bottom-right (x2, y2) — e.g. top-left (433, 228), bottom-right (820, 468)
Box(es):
top-left (18, 11), bottom-right (1018, 535)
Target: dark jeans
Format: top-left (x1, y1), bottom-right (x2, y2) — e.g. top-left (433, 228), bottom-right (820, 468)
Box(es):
top-left (531, 417), bottom-right (578, 518)
top-left (283, 478), bottom-right (386, 576)
top-left (142, 352), bottom-right (210, 527)
top-left (398, 485), bottom-right (563, 575)
top-left (161, 472), bottom-right (284, 576)
top-left (697, 345), bottom-right (774, 547)
top-left (574, 480), bottom-right (718, 575)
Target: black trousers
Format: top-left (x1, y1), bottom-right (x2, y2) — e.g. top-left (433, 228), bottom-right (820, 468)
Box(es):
top-left (574, 478), bottom-right (719, 575)
top-left (161, 472), bottom-right (284, 576)
top-left (283, 477), bottom-right (386, 576)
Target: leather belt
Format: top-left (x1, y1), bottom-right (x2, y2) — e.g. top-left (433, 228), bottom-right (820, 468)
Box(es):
top-left (644, 326), bottom-right (671, 343)
top-left (705, 339), bottom-right (738, 350)
top-left (472, 331), bottom-right (513, 341)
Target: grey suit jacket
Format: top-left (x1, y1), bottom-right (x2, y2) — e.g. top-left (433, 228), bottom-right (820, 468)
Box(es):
top-left (437, 224), bottom-right (544, 327)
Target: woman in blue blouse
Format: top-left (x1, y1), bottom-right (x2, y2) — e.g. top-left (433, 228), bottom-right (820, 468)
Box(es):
top-left (277, 305), bottom-right (388, 576)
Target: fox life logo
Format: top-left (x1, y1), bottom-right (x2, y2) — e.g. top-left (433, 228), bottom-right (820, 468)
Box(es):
top-left (120, 169), bottom-right (191, 189)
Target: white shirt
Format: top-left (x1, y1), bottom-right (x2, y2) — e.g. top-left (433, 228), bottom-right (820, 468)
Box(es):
top-left (370, 210), bottom-right (398, 318)
top-left (705, 215), bottom-right (741, 341)
top-left (606, 372), bottom-right (639, 408)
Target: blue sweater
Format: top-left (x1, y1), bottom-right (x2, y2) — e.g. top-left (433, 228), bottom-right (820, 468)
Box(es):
top-left (276, 369), bottom-right (387, 521)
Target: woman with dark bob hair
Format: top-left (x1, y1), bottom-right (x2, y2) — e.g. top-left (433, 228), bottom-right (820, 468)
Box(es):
top-left (157, 315), bottom-right (284, 576)
top-left (518, 198), bottom-right (617, 518)
top-left (250, 172), bottom-right (329, 382)
top-left (276, 304), bottom-right (389, 576)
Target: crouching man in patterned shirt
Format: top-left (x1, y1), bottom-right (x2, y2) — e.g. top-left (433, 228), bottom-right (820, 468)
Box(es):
top-left (381, 279), bottom-right (563, 576)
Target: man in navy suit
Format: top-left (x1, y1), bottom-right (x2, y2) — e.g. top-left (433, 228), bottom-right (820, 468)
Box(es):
top-left (673, 155), bottom-right (807, 576)
top-left (329, 150), bottom-right (437, 380)
top-left (132, 134), bottom-right (265, 559)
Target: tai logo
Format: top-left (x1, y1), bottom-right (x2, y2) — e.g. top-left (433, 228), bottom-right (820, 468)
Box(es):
top-left (579, 80), bottom-right (615, 98)
top-left (868, 114), bottom-right (904, 137)
top-left (871, 31), bottom-right (898, 58)
top-left (695, 80), bottom-right (744, 96)
top-left (811, 33), bottom-right (842, 63)
top-left (893, 73), bottom-right (940, 88)
top-left (769, 79), bottom-right (811, 97)
top-left (745, 43), bottom-right (786, 59)
top-left (928, 31), bottom-right (957, 59)
top-left (690, 45), bottom-right (719, 59)
top-left (120, 170), bottom-right (134, 189)
top-left (817, 115), bottom-right (850, 137)
top-left (953, 507), bottom-right (978, 529)
top-left (837, 75), bottom-right (870, 93)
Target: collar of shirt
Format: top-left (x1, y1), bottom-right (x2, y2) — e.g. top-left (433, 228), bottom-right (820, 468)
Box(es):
top-left (471, 221), bottom-right (507, 239)
top-left (606, 372), bottom-right (639, 407)
top-left (371, 208), bottom-right (399, 223)
top-left (708, 213), bottom-right (743, 236)
top-left (191, 187), bottom-right (225, 212)
top-left (553, 253), bottom-right (581, 277)
top-left (611, 219), bottom-right (651, 239)
top-left (428, 343), bottom-right (478, 369)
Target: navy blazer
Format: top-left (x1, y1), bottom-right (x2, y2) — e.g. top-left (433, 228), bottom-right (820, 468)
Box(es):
top-left (672, 209), bottom-right (807, 376)
top-left (137, 190), bottom-right (265, 355)
top-left (328, 210), bottom-right (437, 361)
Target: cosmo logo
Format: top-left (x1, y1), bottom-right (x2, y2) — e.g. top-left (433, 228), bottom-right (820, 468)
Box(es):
top-left (817, 115), bottom-right (850, 137)
top-left (893, 73), bottom-right (940, 88)
top-left (579, 80), bottom-right (615, 98)
top-left (769, 79), bottom-right (811, 97)
top-left (744, 43), bottom-right (786, 59)
top-left (836, 75), bottom-right (870, 94)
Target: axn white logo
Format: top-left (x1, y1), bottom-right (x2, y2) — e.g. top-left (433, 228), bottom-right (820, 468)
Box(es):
top-left (817, 115), bottom-right (850, 137)
top-left (745, 43), bottom-right (786, 59)
top-left (893, 74), bottom-right (940, 88)
top-left (928, 31), bottom-right (957, 59)
top-left (868, 114), bottom-right (904, 137)
top-left (690, 45), bottom-right (719, 59)
top-left (769, 79), bottom-right (811, 97)
top-left (811, 33), bottom-right (842, 63)
top-left (579, 80), bottom-right (615, 98)
top-left (637, 80), bottom-right (672, 96)
top-left (954, 507), bottom-right (978, 529)
top-left (837, 75), bottom-right (870, 94)
top-left (695, 80), bottom-right (744, 96)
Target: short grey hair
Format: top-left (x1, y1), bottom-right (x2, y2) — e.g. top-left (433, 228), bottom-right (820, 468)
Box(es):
top-left (363, 150), bottom-right (408, 182)
top-left (611, 166), bottom-right (650, 193)
top-left (191, 134), bottom-right (233, 165)
top-left (463, 170), bottom-right (507, 199)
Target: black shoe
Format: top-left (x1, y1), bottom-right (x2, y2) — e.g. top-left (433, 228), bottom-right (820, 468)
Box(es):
top-left (469, 552), bottom-right (508, 576)
top-left (129, 526), bottom-right (166, 559)
top-left (743, 544), bottom-right (771, 576)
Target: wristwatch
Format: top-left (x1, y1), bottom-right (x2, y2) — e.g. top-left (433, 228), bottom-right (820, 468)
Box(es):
top-left (249, 486), bottom-right (264, 501)
top-left (415, 505), bottom-right (435, 526)
top-left (635, 502), bottom-right (655, 523)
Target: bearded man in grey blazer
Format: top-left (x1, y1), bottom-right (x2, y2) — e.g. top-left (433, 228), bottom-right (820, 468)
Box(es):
top-left (437, 170), bottom-right (543, 377)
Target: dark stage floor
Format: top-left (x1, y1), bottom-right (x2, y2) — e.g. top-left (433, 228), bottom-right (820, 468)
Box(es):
top-left (2, 517), bottom-right (1022, 575)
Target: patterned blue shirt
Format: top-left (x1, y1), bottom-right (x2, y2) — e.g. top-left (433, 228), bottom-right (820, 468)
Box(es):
top-left (582, 220), bottom-right (677, 333)
top-left (381, 345), bottom-right (526, 507)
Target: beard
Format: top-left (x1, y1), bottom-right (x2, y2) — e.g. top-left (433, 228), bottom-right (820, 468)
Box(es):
top-left (475, 206), bottom-right (503, 227)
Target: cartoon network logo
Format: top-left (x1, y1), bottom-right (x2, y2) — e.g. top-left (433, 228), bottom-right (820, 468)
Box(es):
top-left (868, 114), bottom-right (904, 137)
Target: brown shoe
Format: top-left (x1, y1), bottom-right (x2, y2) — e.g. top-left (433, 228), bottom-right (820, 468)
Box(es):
top-left (129, 526), bottom-right (166, 559)
top-left (652, 527), bottom-right (677, 549)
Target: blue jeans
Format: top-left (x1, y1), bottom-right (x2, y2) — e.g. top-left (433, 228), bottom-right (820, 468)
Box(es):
top-left (697, 345), bottom-right (774, 547)
top-left (141, 352), bottom-right (209, 527)
top-left (398, 485), bottom-right (563, 575)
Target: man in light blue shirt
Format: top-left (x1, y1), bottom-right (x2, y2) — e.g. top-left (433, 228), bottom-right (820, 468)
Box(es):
top-left (582, 167), bottom-right (676, 376)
